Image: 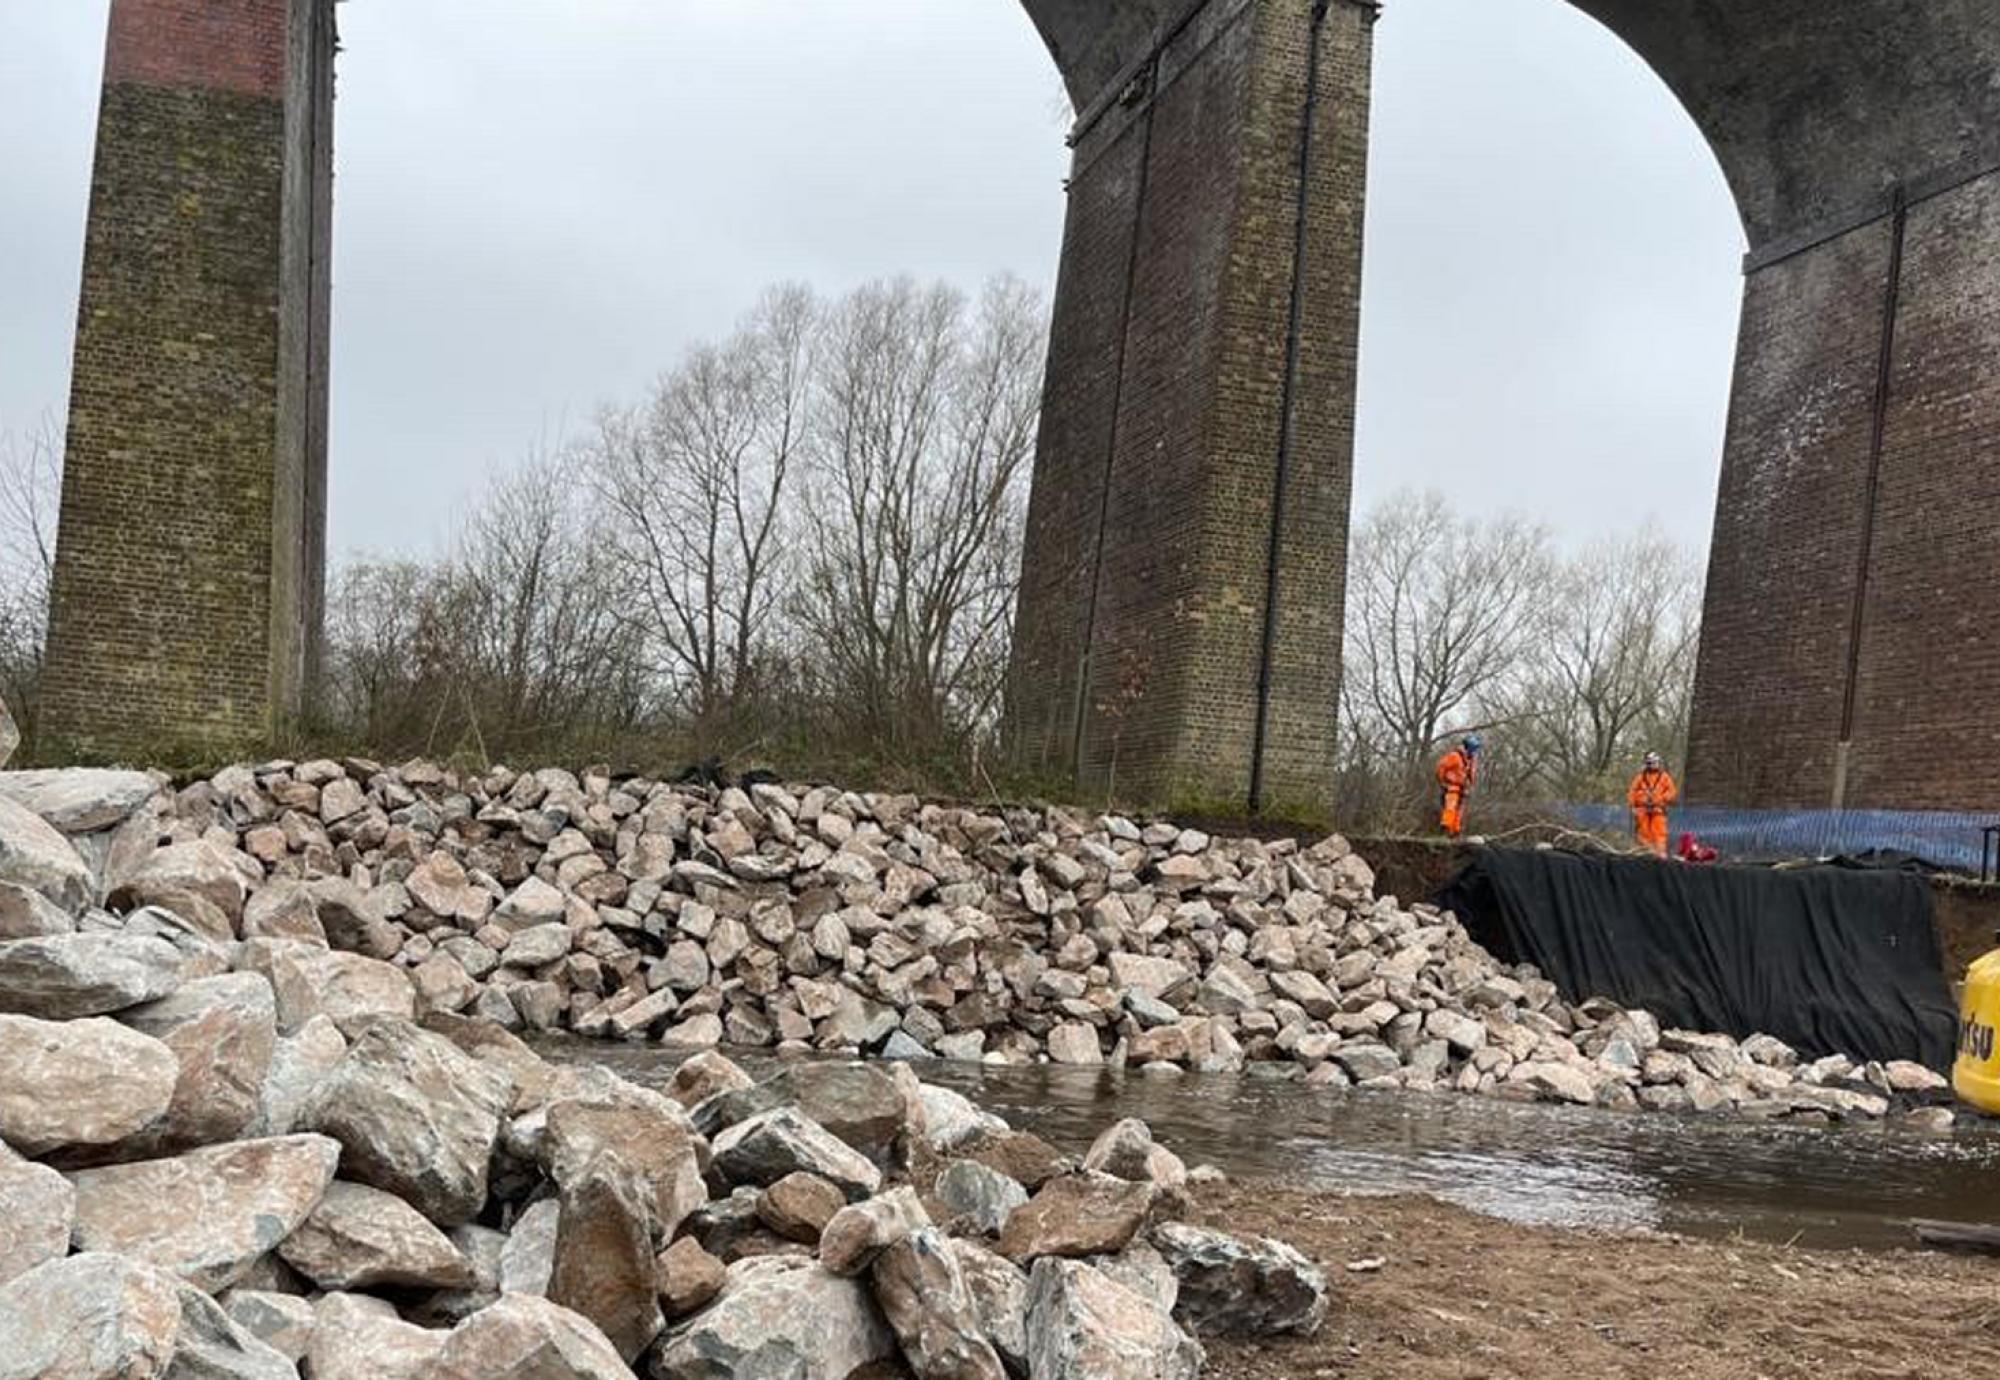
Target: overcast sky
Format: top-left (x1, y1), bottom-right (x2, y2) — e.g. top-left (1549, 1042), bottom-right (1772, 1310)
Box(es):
top-left (0, 0), bottom-right (1744, 563)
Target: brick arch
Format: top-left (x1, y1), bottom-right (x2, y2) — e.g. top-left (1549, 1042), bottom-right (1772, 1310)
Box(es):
top-left (43, 0), bottom-right (2000, 815)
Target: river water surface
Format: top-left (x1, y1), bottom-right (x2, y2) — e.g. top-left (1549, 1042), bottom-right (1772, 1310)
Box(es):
top-left (543, 1038), bottom-right (2000, 1252)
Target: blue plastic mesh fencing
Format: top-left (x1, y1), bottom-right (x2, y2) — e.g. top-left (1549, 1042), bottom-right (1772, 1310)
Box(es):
top-left (1557, 804), bottom-right (2000, 876)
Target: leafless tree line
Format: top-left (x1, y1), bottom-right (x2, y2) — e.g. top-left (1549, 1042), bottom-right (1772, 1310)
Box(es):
top-left (322, 275), bottom-right (1047, 778)
top-left (1336, 488), bottom-right (1704, 832)
top-left (0, 415), bottom-right (60, 757)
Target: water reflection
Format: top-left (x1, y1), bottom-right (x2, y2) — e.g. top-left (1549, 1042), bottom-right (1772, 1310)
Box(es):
top-left (540, 1037), bottom-right (2000, 1251)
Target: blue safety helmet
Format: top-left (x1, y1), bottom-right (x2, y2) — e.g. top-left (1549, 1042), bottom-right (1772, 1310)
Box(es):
top-left (1463, 735), bottom-right (1483, 754)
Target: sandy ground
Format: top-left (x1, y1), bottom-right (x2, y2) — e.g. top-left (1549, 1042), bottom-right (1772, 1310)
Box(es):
top-left (1194, 1186), bottom-right (1999, 1380)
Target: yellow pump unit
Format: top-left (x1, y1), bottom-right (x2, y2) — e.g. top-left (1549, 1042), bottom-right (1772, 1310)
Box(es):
top-left (1955, 947), bottom-right (2000, 1115)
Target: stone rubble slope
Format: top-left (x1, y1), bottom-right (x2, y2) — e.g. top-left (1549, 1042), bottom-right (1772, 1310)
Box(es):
top-left (0, 760), bottom-right (1956, 1129)
top-left (0, 772), bottom-right (1334, 1378)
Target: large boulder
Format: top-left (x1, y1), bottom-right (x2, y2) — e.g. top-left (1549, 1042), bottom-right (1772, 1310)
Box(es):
top-left (0, 1253), bottom-right (182, 1380)
top-left (1081, 1119), bottom-right (1185, 1189)
top-left (305, 1292), bottom-right (446, 1380)
top-left (1150, 1222), bottom-right (1328, 1336)
top-left (651, 1255), bottom-right (897, 1380)
top-left (0, 1013), bottom-right (178, 1155)
top-left (166, 1280), bottom-right (297, 1380)
top-left (0, 1153), bottom-right (74, 1287)
top-left (871, 1227), bottom-right (1007, 1380)
top-left (432, 1293), bottom-right (638, 1380)
top-left (1024, 1258), bottom-right (1203, 1380)
top-left (917, 1084), bottom-right (1006, 1153)
top-left (239, 880), bottom-right (327, 946)
top-left (998, 1175), bottom-right (1154, 1263)
top-left (218, 1291), bottom-right (316, 1362)
top-left (112, 840), bottom-right (251, 931)
top-left (548, 1161), bottom-right (664, 1362)
top-left (0, 794), bottom-right (93, 913)
top-left (277, 1180), bottom-right (477, 1291)
top-left (246, 1013), bottom-right (346, 1138)
top-left (543, 1099), bottom-right (708, 1242)
top-left (304, 1016), bottom-right (512, 1225)
top-left (712, 1109), bottom-right (882, 1201)
top-left (118, 972), bottom-right (277, 1153)
top-left (0, 932), bottom-right (182, 1019)
top-left (934, 1159), bottom-right (1027, 1237)
top-left (500, 1198), bottom-right (560, 1296)
top-left (242, 941), bottom-right (413, 1035)
top-left (657, 1235), bottom-right (728, 1320)
top-left (0, 879), bottom-right (74, 940)
top-left (0, 768), bottom-right (161, 834)
top-left (947, 1240), bottom-right (1029, 1375)
top-left (68, 1134), bottom-right (341, 1292)
top-left (817, 1187), bottom-right (931, 1277)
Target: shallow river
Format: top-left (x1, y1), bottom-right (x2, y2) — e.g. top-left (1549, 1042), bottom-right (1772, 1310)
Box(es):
top-left (542, 1038), bottom-right (2000, 1252)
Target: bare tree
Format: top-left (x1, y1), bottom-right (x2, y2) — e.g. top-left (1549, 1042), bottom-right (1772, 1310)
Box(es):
top-left (1512, 528), bottom-right (1703, 792)
top-left (793, 275), bottom-right (1044, 750)
top-left (1342, 489), bottom-right (1553, 767)
top-left (0, 414), bottom-right (63, 755)
top-left (588, 285), bottom-right (811, 734)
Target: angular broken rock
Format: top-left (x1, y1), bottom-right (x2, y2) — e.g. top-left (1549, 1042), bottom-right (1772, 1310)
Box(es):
top-left (68, 1134), bottom-right (341, 1293)
top-left (918, 1083), bottom-right (1007, 1153)
top-left (0, 931), bottom-right (182, 1019)
top-left (712, 1107), bottom-right (882, 1200)
top-left (278, 1179), bottom-right (477, 1290)
top-left (113, 840), bottom-right (249, 929)
top-left (239, 880), bottom-right (327, 946)
top-left (757, 1170), bottom-right (847, 1243)
top-left (0, 878), bottom-right (74, 940)
top-left (305, 1016), bottom-right (512, 1225)
top-left (817, 1185), bottom-right (931, 1277)
top-left (706, 1062), bottom-right (917, 1170)
top-left (247, 1013), bottom-right (346, 1138)
top-left (548, 1162), bottom-right (665, 1362)
top-left (543, 1098), bottom-right (709, 1241)
top-left (871, 1227), bottom-right (1008, 1380)
top-left (656, 1234), bottom-right (727, 1319)
top-left (432, 1293), bottom-right (639, 1380)
top-left (651, 1255), bottom-right (896, 1380)
top-left (501, 1198), bottom-right (560, 1296)
top-left (1082, 1118), bottom-right (1186, 1189)
top-left (0, 1013), bottom-right (179, 1155)
top-left (219, 1290), bottom-right (316, 1362)
top-left (1024, 1257), bottom-right (1203, 1380)
top-left (0, 794), bottom-right (95, 914)
top-left (305, 1291), bottom-right (446, 1380)
top-left (998, 1174), bottom-right (1154, 1263)
top-left (167, 1280), bottom-right (298, 1380)
top-left (949, 1239), bottom-right (1030, 1375)
top-left (119, 972), bottom-right (277, 1154)
top-left (0, 767), bottom-right (159, 834)
top-left (1151, 1221), bottom-right (1328, 1336)
top-left (0, 1154), bottom-right (74, 1287)
top-left (934, 1158), bottom-right (1027, 1236)
top-left (664, 1049), bottom-right (755, 1108)
top-left (0, 1253), bottom-right (182, 1380)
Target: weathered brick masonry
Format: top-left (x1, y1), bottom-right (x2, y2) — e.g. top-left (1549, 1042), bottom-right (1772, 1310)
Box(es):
top-left (1011, 0), bottom-right (1373, 812)
top-left (45, 0), bottom-right (334, 760)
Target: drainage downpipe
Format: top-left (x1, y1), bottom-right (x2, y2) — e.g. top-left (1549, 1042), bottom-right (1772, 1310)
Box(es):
top-left (1248, 0), bottom-right (1333, 815)
top-left (1832, 184), bottom-right (1908, 809)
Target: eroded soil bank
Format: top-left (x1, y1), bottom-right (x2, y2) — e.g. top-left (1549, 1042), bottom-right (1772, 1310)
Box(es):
top-left (1196, 1186), bottom-right (1994, 1380)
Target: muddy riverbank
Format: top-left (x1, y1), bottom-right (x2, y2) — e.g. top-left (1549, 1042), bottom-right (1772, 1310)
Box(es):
top-left (1195, 1187), bottom-right (1995, 1380)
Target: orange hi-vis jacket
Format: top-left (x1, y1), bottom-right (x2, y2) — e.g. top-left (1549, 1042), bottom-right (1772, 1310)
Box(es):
top-left (1436, 747), bottom-right (1478, 836)
top-left (1627, 766), bottom-right (1678, 855)
top-left (1627, 766), bottom-right (1678, 815)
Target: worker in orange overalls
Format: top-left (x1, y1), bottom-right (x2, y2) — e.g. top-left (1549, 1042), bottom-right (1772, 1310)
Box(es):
top-left (1627, 751), bottom-right (1679, 857)
top-left (1435, 735), bottom-right (1481, 838)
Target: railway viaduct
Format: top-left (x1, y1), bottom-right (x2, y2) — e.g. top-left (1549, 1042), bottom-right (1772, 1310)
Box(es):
top-left (42, 0), bottom-right (2000, 814)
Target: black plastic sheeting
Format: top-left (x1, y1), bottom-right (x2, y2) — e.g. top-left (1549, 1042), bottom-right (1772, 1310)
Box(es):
top-left (1438, 849), bottom-right (1958, 1071)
